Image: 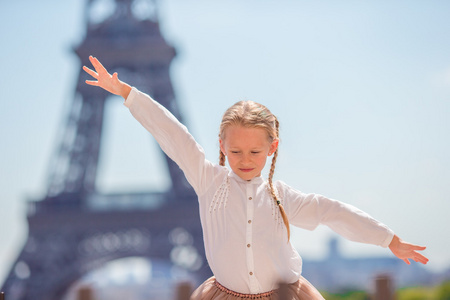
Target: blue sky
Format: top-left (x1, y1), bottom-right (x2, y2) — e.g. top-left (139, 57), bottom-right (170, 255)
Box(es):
top-left (1, 0), bottom-right (449, 284)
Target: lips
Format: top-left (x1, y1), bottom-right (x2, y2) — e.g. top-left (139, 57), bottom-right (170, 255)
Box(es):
top-left (239, 168), bottom-right (254, 173)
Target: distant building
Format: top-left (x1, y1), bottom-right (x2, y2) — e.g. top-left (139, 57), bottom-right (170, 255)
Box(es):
top-left (301, 237), bottom-right (441, 292)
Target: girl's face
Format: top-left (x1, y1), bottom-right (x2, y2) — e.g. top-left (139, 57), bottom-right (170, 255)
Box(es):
top-left (220, 125), bottom-right (279, 181)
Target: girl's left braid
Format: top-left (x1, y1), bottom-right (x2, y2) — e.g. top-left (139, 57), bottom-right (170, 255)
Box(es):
top-left (268, 119), bottom-right (291, 241)
top-left (219, 149), bottom-right (226, 166)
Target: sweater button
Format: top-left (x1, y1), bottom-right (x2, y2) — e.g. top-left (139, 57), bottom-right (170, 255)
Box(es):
top-left (248, 197), bottom-right (252, 200)
top-left (247, 244), bottom-right (251, 248)
top-left (249, 272), bottom-right (253, 275)
top-left (248, 220), bottom-right (252, 224)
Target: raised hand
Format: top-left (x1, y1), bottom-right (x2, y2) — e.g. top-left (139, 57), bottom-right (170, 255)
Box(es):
top-left (83, 56), bottom-right (131, 99)
top-left (389, 235), bottom-right (429, 265)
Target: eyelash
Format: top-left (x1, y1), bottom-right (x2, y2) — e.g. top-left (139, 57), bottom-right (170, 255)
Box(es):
top-left (231, 151), bottom-right (260, 154)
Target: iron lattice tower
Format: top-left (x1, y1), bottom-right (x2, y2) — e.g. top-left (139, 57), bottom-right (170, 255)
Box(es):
top-left (1, 1), bottom-right (209, 299)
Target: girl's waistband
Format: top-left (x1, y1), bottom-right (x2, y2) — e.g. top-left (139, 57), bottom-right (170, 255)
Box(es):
top-left (214, 280), bottom-right (276, 299)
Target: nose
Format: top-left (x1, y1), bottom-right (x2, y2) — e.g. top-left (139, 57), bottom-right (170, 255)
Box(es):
top-left (241, 154), bottom-right (252, 165)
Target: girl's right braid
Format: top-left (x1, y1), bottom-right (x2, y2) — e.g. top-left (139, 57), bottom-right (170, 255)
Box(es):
top-left (268, 119), bottom-right (291, 241)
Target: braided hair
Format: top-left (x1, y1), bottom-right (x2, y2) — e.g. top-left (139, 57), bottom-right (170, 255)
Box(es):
top-left (218, 101), bottom-right (290, 241)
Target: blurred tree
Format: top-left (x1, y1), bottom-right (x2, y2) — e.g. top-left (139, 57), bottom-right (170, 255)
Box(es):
top-left (435, 281), bottom-right (450, 300)
top-left (396, 286), bottom-right (433, 300)
top-left (320, 281), bottom-right (450, 300)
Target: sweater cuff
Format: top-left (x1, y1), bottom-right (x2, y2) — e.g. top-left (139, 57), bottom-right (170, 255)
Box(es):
top-left (380, 229), bottom-right (395, 248)
top-left (123, 87), bottom-right (138, 108)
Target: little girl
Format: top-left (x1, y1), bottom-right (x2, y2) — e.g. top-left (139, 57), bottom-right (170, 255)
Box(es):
top-left (83, 56), bottom-right (428, 300)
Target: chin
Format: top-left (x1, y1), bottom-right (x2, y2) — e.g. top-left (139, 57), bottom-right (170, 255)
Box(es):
top-left (238, 172), bottom-right (258, 181)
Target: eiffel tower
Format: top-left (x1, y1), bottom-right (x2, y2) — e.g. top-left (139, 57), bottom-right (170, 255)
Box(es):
top-left (1, 0), bottom-right (209, 299)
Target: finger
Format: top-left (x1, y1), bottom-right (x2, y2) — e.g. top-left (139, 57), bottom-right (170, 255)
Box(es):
top-left (83, 66), bottom-right (98, 78)
top-left (85, 80), bottom-right (99, 86)
top-left (414, 253), bottom-right (429, 264)
top-left (89, 56), bottom-right (107, 73)
top-left (403, 242), bottom-right (426, 251)
top-left (411, 245), bottom-right (426, 251)
top-left (89, 55), bottom-right (97, 64)
top-left (403, 258), bottom-right (411, 265)
top-left (88, 55), bottom-right (97, 67)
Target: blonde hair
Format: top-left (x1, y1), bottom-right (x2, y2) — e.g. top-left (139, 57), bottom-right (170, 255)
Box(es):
top-left (218, 101), bottom-right (290, 241)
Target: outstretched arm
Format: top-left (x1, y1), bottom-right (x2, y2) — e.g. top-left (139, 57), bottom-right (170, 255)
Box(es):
top-left (389, 235), bottom-right (428, 265)
top-left (83, 56), bottom-right (132, 99)
top-left (83, 55), bottom-right (216, 196)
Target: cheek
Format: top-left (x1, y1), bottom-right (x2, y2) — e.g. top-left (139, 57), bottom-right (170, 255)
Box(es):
top-left (226, 155), bottom-right (237, 165)
top-left (256, 155), bottom-right (269, 166)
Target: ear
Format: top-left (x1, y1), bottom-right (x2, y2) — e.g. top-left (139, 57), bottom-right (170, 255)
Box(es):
top-left (219, 139), bottom-right (227, 156)
top-left (269, 138), bottom-right (279, 156)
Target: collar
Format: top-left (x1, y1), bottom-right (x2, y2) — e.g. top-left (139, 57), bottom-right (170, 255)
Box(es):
top-left (230, 170), bottom-right (265, 185)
